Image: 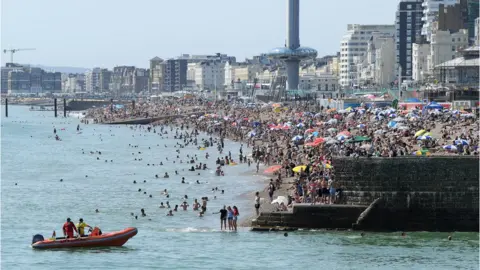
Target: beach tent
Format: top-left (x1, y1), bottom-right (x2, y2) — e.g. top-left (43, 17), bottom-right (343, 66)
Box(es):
top-left (425, 102), bottom-right (443, 110)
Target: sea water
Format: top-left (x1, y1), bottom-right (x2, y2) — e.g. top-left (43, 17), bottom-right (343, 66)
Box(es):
top-left (1, 106), bottom-right (478, 270)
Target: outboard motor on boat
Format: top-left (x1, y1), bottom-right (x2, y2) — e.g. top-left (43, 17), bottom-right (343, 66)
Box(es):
top-left (32, 234), bottom-right (44, 245)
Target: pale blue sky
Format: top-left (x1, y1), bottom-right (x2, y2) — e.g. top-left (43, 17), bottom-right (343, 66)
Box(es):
top-left (1, 0), bottom-right (397, 69)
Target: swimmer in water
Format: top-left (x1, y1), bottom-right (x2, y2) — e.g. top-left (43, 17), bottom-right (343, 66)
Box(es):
top-left (181, 201), bottom-right (189, 210)
top-left (164, 173), bottom-right (169, 178)
top-left (159, 202), bottom-right (165, 208)
top-left (166, 210), bottom-right (174, 216)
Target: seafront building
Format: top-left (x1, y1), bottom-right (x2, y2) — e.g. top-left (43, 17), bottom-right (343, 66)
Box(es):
top-left (421, 0), bottom-right (459, 41)
top-left (193, 61), bottom-right (225, 91)
top-left (163, 59), bottom-right (187, 92)
top-left (339, 24), bottom-right (396, 87)
top-left (356, 33), bottom-right (396, 87)
top-left (1, 64), bottom-right (62, 94)
top-left (85, 67), bottom-right (101, 93)
top-left (395, 0), bottom-right (425, 80)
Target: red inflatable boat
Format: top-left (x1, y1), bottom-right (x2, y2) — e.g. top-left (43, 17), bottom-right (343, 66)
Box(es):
top-left (31, 227), bottom-right (138, 249)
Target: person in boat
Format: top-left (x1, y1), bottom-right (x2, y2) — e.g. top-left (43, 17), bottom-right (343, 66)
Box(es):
top-left (77, 218), bottom-right (91, 237)
top-left (63, 218), bottom-right (78, 239)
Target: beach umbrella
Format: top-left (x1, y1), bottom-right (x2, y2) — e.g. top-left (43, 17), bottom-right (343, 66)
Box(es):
top-left (247, 131), bottom-right (256, 138)
top-left (345, 107), bottom-right (353, 112)
top-left (417, 135), bottom-right (432, 140)
top-left (389, 113), bottom-right (397, 118)
top-left (454, 139), bottom-right (469, 146)
top-left (325, 138), bottom-right (339, 145)
top-left (326, 108), bottom-right (336, 113)
top-left (460, 113), bottom-right (474, 118)
top-left (314, 113), bottom-right (322, 117)
top-left (304, 142), bottom-right (320, 147)
top-left (305, 128), bottom-right (315, 133)
top-left (397, 126), bottom-right (409, 130)
top-left (414, 130), bottom-right (426, 137)
top-left (312, 131), bottom-right (320, 137)
top-left (443, 145), bottom-right (457, 151)
top-left (337, 130), bottom-right (351, 137)
top-left (425, 102), bottom-right (443, 110)
top-left (347, 136), bottom-right (371, 143)
top-left (327, 127), bottom-right (337, 133)
top-left (296, 123), bottom-right (305, 128)
top-left (271, 196), bottom-right (288, 205)
top-left (336, 135), bottom-right (348, 141)
top-left (291, 135), bottom-right (303, 141)
top-left (387, 121), bottom-right (397, 128)
top-left (190, 114), bottom-right (197, 118)
top-left (264, 165), bottom-right (282, 174)
top-left (374, 129), bottom-right (386, 134)
top-left (347, 112), bottom-right (355, 119)
top-left (412, 149), bottom-right (431, 156)
top-left (292, 165), bottom-right (307, 173)
top-left (323, 163), bottom-right (333, 169)
top-left (357, 124), bottom-right (366, 129)
top-left (314, 137), bottom-right (326, 144)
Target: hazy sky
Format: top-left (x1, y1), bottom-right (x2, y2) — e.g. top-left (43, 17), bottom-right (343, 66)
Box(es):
top-left (1, 0), bottom-right (397, 69)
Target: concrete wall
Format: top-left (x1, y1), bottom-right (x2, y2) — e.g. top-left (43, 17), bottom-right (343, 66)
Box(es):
top-left (252, 204), bottom-right (366, 229)
top-left (334, 156), bottom-right (479, 231)
top-left (252, 156), bottom-right (479, 232)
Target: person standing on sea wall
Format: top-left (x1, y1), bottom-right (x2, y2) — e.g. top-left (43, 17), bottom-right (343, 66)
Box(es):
top-left (254, 192), bottom-right (261, 216)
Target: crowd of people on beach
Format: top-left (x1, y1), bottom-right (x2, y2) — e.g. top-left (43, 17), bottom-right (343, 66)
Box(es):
top-left (85, 96), bottom-right (479, 218)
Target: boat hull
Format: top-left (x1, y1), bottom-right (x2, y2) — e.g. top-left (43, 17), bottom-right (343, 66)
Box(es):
top-left (32, 227), bottom-right (137, 249)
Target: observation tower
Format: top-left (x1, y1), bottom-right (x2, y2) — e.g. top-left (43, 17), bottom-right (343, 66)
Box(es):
top-left (266, 0), bottom-right (317, 91)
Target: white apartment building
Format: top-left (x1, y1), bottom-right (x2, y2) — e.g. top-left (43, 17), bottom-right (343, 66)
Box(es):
top-left (85, 67), bottom-right (100, 93)
top-left (421, 0), bottom-right (459, 41)
top-left (427, 29), bottom-right (468, 71)
top-left (475, 17), bottom-right (480, 45)
top-left (412, 43), bottom-right (430, 81)
top-left (375, 37), bottom-right (396, 87)
top-left (339, 24), bottom-right (395, 87)
top-left (187, 63), bottom-right (196, 82)
top-left (194, 61), bottom-right (225, 91)
top-left (356, 33), bottom-right (396, 87)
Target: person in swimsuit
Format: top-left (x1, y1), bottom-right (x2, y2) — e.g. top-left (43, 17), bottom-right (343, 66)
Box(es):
top-left (254, 192), bottom-right (261, 216)
top-left (200, 198), bottom-right (207, 215)
top-left (226, 206), bottom-right (234, 230)
top-left (232, 206), bottom-right (239, 231)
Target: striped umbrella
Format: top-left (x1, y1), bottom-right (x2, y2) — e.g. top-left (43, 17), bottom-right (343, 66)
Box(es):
top-left (417, 135), bottom-right (433, 140)
top-left (443, 145), bottom-right (458, 151)
top-left (454, 139), bottom-right (469, 146)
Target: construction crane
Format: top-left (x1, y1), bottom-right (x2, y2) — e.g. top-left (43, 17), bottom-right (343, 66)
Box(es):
top-left (3, 48), bottom-right (36, 64)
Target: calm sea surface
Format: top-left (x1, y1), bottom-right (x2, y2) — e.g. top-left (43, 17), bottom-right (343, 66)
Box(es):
top-left (1, 106), bottom-right (478, 270)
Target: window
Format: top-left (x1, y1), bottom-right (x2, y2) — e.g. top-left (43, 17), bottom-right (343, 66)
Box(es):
top-left (452, 38), bottom-right (455, 42)
top-left (407, 43), bottom-right (411, 49)
top-left (407, 37), bottom-right (411, 42)
top-left (452, 46), bottom-right (456, 51)
top-left (407, 4), bottom-right (412, 9)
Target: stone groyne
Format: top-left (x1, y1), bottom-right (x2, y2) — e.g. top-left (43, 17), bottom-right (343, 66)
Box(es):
top-left (252, 156), bottom-right (479, 232)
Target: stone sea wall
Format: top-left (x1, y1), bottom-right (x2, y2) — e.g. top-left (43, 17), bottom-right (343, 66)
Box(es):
top-left (252, 156), bottom-right (479, 232)
top-left (334, 156), bottom-right (479, 231)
